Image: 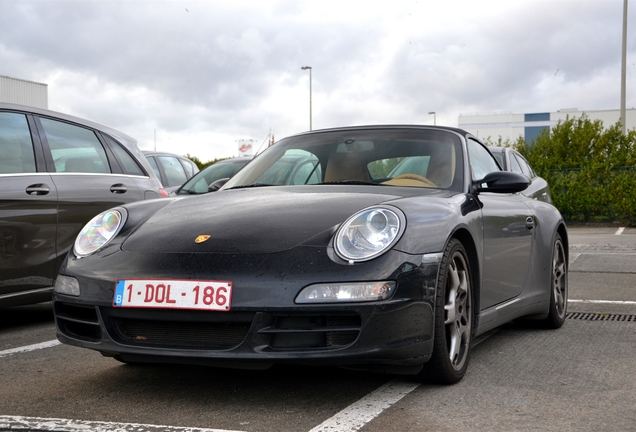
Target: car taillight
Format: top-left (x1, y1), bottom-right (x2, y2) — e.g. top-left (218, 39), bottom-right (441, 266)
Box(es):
top-left (159, 188), bottom-right (169, 198)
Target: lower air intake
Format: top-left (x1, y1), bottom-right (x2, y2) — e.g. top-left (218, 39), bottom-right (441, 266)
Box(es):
top-left (113, 318), bottom-right (251, 349)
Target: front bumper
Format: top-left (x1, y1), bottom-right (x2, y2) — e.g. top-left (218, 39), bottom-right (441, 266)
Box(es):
top-left (53, 247), bottom-right (439, 372)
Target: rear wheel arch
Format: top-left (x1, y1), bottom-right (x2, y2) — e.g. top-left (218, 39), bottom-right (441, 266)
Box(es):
top-left (542, 228), bottom-right (568, 328)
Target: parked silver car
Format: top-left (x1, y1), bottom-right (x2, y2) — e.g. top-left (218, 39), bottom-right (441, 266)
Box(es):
top-left (174, 152), bottom-right (324, 195)
top-left (0, 103), bottom-right (167, 307)
top-left (488, 146), bottom-right (552, 203)
top-left (143, 151), bottom-right (200, 194)
top-left (174, 156), bottom-right (252, 195)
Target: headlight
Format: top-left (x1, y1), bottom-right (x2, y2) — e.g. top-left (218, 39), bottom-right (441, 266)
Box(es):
top-left (74, 208), bottom-right (125, 257)
top-left (296, 281), bottom-right (396, 303)
top-left (334, 207), bottom-right (404, 262)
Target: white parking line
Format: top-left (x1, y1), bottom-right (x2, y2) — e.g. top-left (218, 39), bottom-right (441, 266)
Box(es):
top-left (3, 296), bottom-right (632, 432)
top-left (0, 416), bottom-right (243, 432)
top-left (0, 380), bottom-right (421, 432)
top-left (0, 340), bottom-right (420, 431)
top-left (569, 252), bottom-right (581, 264)
top-left (309, 379), bottom-right (420, 432)
top-left (0, 340), bottom-right (60, 358)
top-left (615, 227), bottom-right (626, 235)
top-left (568, 299), bottom-right (636, 305)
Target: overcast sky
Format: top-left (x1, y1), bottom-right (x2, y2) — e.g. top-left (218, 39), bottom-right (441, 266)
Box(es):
top-left (2, 0), bottom-right (634, 161)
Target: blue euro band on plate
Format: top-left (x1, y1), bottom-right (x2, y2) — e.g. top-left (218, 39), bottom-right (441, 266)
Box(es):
top-left (114, 280), bottom-right (126, 306)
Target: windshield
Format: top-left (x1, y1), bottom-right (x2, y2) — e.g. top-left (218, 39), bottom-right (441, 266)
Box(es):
top-left (177, 159), bottom-right (251, 194)
top-left (223, 128), bottom-right (464, 191)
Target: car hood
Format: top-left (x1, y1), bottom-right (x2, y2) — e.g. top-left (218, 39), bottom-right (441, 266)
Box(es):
top-left (122, 187), bottom-right (419, 254)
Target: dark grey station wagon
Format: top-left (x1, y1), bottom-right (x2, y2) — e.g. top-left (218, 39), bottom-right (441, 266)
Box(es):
top-left (0, 103), bottom-right (167, 307)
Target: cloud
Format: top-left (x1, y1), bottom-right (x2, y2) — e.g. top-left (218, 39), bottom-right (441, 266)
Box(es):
top-left (1, 0), bottom-right (634, 161)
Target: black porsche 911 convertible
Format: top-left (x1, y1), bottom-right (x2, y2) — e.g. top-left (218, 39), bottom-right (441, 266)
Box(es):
top-left (53, 125), bottom-right (568, 384)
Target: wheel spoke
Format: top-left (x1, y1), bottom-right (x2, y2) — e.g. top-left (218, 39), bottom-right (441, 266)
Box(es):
top-left (423, 240), bottom-right (474, 382)
top-left (556, 291), bottom-right (564, 312)
top-left (444, 254), bottom-right (471, 368)
top-left (448, 326), bottom-right (461, 361)
top-left (551, 241), bottom-right (567, 316)
top-left (444, 261), bottom-right (460, 325)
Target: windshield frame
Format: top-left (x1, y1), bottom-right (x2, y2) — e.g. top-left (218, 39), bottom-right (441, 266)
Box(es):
top-left (222, 127), bottom-right (465, 192)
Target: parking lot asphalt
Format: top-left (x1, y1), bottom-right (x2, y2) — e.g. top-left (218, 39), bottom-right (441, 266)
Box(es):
top-left (360, 225), bottom-right (636, 431)
top-left (566, 225), bottom-right (636, 315)
top-left (362, 316), bottom-right (636, 431)
top-left (1, 225), bottom-right (634, 432)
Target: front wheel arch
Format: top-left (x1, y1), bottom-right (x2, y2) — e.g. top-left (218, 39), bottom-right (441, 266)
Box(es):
top-left (450, 228), bottom-right (481, 320)
top-left (419, 237), bottom-right (475, 384)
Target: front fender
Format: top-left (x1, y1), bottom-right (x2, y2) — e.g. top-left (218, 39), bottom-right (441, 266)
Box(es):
top-left (391, 193), bottom-right (483, 255)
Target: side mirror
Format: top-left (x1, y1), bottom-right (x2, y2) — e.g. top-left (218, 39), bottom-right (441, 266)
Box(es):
top-left (474, 171), bottom-right (530, 194)
top-left (208, 177), bottom-right (230, 192)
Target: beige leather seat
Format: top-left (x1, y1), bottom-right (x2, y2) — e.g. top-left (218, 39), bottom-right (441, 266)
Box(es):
top-left (426, 144), bottom-right (455, 188)
top-left (324, 152), bottom-right (370, 182)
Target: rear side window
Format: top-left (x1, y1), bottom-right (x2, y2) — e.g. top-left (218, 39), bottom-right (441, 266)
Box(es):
top-left (147, 157), bottom-right (161, 179)
top-left (491, 152), bottom-right (505, 170)
top-left (508, 153), bottom-right (524, 174)
top-left (157, 156), bottom-right (188, 186)
top-left (104, 135), bottom-right (145, 176)
top-left (40, 118), bottom-right (110, 173)
top-left (0, 112), bottom-right (36, 174)
top-left (514, 153), bottom-right (536, 178)
top-left (180, 159), bottom-right (196, 178)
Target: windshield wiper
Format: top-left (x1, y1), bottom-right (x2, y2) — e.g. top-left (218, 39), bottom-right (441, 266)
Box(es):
top-left (318, 180), bottom-right (382, 186)
top-left (226, 183), bottom-right (274, 190)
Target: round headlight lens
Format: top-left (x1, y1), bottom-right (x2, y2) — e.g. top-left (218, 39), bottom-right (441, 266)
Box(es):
top-left (74, 209), bottom-right (125, 257)
top-left (335, 207), bottom-right (403, 262)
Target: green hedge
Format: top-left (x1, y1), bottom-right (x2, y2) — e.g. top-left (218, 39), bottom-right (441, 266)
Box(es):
top-left (490, 116), bottom-right (636, 226)
top-left (541, 166), bottom-right (636, 225)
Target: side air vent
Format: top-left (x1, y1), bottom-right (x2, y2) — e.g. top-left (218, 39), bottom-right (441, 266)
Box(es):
top-left (54, 302), bottom-right (101, 342)
top-left (260, 314), bottom-right (362, 350)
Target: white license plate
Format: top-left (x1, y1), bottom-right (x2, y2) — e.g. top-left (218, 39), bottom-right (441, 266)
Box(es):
top-left (113, 279), bottom-right (232, 311)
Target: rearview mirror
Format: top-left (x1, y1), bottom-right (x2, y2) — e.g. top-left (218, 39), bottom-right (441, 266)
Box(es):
top-left (474, 171), bottom-right (530, 194)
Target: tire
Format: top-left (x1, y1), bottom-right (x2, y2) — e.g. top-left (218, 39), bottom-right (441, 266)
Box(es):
top-left (541, 233), bottom-right (568, 329)
top-left (419, 238), bottom-right (473, 384)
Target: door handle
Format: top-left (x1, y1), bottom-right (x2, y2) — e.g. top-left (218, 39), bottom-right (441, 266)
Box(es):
top-left (110, 183), bottom-right (128, 194)
top-left (25, 184), bottom-right (51, 196)
top-left (525, 216), bottom-right (535, 230)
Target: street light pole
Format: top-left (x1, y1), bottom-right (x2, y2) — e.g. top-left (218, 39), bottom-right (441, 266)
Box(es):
top-left (428, 111), bottom-right (436, 125)
top-left (621, 0), bottom-right (628, 134)
top-left (301, 66), bottom-right (312, 130)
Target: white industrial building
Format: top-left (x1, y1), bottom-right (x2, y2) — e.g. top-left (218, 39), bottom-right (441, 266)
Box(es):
top-left (458, 108), bottom-right (636, 143)
top-left (0, 75), bottom-right (48, 109)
